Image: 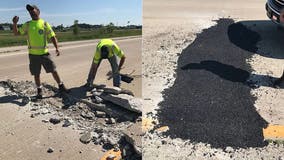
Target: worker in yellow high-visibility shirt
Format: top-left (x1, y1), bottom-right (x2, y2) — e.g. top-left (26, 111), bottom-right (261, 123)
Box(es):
top-left (12, 4), bottom-right (69, 99)
top-left (84, 39), bottom-right (126, 89)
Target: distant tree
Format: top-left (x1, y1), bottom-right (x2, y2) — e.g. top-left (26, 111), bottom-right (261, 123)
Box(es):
top-left (73, 20), bottom-right (79, 35)
top-left (53, 24), bottom-right (64, 31)
top-left (98, 24), bottom-right (106, 34)
top-left (106, 22), bottom-right (115, 33)
top-left (59, 24), bottom-right (64, 31)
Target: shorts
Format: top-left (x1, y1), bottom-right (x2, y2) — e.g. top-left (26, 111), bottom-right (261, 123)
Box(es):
top-left (29, 53), bottom-right (56, 75)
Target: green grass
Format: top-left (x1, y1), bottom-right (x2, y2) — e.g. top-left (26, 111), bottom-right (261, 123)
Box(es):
top-left (0, 29), bottom-right (142, 48)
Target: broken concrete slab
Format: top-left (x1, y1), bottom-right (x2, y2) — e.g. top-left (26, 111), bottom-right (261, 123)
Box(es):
top-left (100, 94), bottom-right (142, 114)
top-left (1, 80), bottom-right (143, 158)
top-left (24, 81), bottom-right (141, 121)
top-left (123, 122), bottom-right (142, 156)
top-left (103, 87), bottom-right (122, 95)
top-left (78, 98), bottom-right (138, 121)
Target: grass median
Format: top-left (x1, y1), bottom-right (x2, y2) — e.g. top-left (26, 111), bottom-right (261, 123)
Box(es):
top-left (0, 29), bottom-right (142, 48)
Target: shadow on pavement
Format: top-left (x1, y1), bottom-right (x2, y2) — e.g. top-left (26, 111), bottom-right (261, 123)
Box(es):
top-left (228, 20), bottom-right (284, 59)
top-left (69, 85), bottom-right (89, 100)
top-left (157, 18), bottom-right (269, 149)
top-left (45, 84), bottom-right (90, 108)
top-left (181, 60), bottom-right (250, 83)
top-left (0, 95), bottom-right (25, 106)
top-left (181, 60), bottom-right (278, 88)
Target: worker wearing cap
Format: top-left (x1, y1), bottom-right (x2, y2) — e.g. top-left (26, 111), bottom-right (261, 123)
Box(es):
top-left (85, 39), bottom-right (126, 88)
top-left (12, 4), bottom-right (68, 99)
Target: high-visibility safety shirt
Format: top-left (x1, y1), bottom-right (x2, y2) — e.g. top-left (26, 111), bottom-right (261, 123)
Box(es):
top-left (93, 39), bottom-right (124, 64)
top-left (19, 19), bottom-right (55, 55)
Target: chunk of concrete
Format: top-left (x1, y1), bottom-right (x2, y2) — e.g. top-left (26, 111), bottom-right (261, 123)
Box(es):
top-left (62, 119), bottom-right (73, 127)
top-left (49, 117), bottom-right (61, 125)
top-left (105, 118), bottom-right (116, 124)
top-left (100, 94), bottom-right (142, 113)
top-left (123, 122), bottom-right (142, 156)
top-left (95, 111), bottom-right (106, 118)
top-left (47, 147), bottom-right (54, 153)
top-left (103, 87), bottom-right (122, 95)
top-left (92, 95), bottom-right (104, 104)
top-left (80, 131), bottom-right (92, 144)
top-left (78, 98), bottom-right (137, 121)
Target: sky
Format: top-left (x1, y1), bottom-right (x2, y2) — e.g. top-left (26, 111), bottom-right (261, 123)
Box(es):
top-left (0, 0), bottom-right (142, 26)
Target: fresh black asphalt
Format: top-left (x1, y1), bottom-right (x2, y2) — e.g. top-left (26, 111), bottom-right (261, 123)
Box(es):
top-left (157, 19), bottom-right (269, 148)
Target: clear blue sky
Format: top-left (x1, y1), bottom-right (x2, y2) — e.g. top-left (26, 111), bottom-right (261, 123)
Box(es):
top-left (0, 0), bottom-right (142, 26)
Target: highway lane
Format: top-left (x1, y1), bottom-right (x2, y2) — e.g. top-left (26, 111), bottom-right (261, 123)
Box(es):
top-left (0, 37), bottom-right (142, 97)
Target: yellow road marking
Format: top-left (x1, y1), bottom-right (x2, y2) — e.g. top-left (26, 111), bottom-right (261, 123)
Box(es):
top-left (100, 148), bottom-right (122, 160)
top-left (263, 125), bottom-right (284, 139)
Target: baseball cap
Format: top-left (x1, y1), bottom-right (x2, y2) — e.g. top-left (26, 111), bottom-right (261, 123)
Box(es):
top-left (26, 4), bottom-right (39, 12)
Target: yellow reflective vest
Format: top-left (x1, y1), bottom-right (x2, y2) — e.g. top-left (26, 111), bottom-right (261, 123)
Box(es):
top-left (93, 39), bottom-right (125, 64)
top-left (19, 19), bottom-right (55, 55)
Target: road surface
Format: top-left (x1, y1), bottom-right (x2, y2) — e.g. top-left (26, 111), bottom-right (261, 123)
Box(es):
top-left (0, 36), bottom-right (141, 160)
top-left (0, 36), bottom-right (142, 97)
top-left (143, 0), bottom-right (284, 159)
top-left (0, 101), bottom-right (104, 160)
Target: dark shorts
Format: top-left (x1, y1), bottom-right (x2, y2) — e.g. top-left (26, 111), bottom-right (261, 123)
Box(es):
top-left (29, 53), bottom-right (56, 75)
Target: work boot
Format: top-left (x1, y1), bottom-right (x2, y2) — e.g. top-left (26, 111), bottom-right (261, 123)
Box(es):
top-left (59, 83), bottom-right (70, 93)
top-left (36, 87), bottom-right (43, 99)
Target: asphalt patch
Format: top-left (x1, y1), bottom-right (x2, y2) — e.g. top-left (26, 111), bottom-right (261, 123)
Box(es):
top-left (157, 19), bottom-right (268, 148)
top-left (228, 22), bottom-right (261, 52)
